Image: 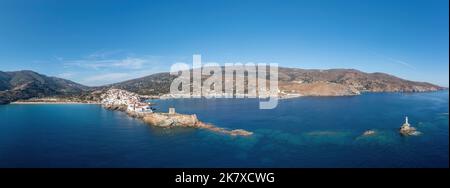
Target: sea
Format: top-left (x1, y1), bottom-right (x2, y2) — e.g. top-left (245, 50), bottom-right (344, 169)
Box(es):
top-left (0, 91), bottom-right (448, 167)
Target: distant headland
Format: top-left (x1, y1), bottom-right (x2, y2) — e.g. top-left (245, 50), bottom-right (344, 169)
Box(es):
top-left (101, 89), bottom-right (253, 136)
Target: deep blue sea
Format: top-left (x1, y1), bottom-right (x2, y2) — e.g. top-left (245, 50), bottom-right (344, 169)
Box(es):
top-left (0, 91), bottom-right (448, 167)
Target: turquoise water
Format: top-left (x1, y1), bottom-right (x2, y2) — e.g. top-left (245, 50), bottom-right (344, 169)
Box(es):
top-left (0, 91), bottom-right (448, 167)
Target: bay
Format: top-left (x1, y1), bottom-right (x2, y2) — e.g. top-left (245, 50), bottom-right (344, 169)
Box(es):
top-left (0, 91), bottom-right (448, 167)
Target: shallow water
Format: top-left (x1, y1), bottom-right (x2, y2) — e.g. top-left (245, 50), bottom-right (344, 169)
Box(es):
top-left (0, 91), bottom-right (448, 167)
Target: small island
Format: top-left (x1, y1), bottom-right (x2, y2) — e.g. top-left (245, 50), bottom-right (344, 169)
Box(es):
top-left (101, 89), bottom-right (253, 136)
top-left (399, 116), bottom-right (421, 136)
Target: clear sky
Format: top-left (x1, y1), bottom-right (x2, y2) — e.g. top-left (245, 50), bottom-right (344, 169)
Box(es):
top-left (0, 0), bottom-right (448, 86)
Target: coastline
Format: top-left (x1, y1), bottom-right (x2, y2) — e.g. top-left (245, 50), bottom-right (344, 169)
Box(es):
top-left (11, 101), bottom-right (100, 105)
top-left (157, 89), bottom-right (448, 101)
top-left (8, 89), bottom-right (447, 104)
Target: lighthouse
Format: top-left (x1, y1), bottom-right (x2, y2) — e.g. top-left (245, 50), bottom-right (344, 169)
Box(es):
top-left (404, 116), bottom-right (409, 126)
top-left (399, 116), bottom-right (419, 136)
top-left (401, 116), bottom-right (410, 128)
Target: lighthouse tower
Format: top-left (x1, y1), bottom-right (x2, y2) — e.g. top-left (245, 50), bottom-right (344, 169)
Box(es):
top-left (400, 116), bottom-right (418, 136)
top-left (402, 116), bottom-right (410, 127)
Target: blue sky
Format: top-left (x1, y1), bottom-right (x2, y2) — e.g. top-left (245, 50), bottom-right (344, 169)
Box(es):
top-left (0, 0), bottom-right (448, 86)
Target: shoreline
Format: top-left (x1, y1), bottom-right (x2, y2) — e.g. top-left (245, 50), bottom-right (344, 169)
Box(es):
top-left (156, 89), bottom-right (448, 100)
top-left (11, 101), bottom-right (100, 105)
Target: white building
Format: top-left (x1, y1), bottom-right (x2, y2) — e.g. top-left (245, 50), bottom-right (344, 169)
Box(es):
top-left (127, 103), bottom-right (153, 113)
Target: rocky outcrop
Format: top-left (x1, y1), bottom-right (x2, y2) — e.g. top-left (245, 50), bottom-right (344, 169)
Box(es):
top-left (400, 125), bottom-right (420, 136)
top-left (143, 113), bottom-right (199, 128)
top-left (143, 112), bottom-right (253, 136)
top-left (399, 117), bottom-right (421, 136)
top-left (400, 128), bottom-right (415, 136)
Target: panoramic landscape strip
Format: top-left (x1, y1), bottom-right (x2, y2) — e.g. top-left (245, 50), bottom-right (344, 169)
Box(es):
top-left (0, 1), bottom-right (448, 185)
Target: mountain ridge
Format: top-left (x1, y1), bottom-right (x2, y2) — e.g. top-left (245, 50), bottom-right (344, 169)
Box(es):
top-left (110, 67), bottom-right (445, 96)
top-left (0, 70), bottom-right (89, 104)
top-left (0, 68), bottom-right (446, 104)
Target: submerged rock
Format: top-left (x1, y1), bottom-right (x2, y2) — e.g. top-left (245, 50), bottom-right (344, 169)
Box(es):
top-left (362, 129), bottom-right (376, 136)
top-left (196, 122), bottom-right (253, 136)
top-left (306, 131), bottom-right (340, 136)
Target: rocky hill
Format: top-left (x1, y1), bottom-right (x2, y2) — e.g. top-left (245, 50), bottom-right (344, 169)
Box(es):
top-left (0, 70), bottom-right (89, 104)
top-left (110, 67), bottom-right (445, 96)
top-left (108, 72), bottom-right (175, 96)
top-left (277, 68), bottom-right (444, 96)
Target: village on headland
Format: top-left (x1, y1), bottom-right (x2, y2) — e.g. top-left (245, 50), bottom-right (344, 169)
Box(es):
top-left (100, 89), bottom-right (253, 136)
